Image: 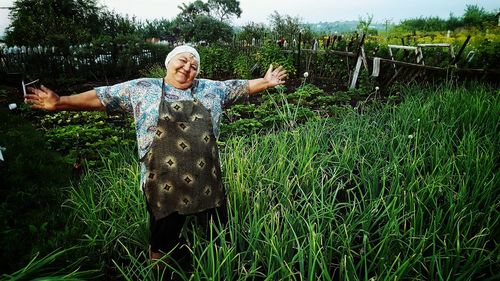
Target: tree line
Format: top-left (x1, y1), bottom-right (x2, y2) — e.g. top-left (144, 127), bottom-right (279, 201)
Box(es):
top-left (396, 5), bottom-right (498, 32)
top-left (3, 0), bottom-right (242, 49)
top-left (2, 1), bottom-right (497, 51)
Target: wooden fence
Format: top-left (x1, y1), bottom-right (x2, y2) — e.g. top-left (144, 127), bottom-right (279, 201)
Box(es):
top-left (287, 34), bottom-right (499, 90)
top-left (0, 43), bottom-right (172, 85)
top-left (1, 36), bottom-right (498, 90)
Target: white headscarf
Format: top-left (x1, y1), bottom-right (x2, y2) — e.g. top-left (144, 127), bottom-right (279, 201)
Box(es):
top-left (164, 45), bottom-right (201, 75)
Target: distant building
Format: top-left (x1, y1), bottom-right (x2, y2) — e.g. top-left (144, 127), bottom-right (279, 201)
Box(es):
top-left (145, 37), bottom-right (160, 44)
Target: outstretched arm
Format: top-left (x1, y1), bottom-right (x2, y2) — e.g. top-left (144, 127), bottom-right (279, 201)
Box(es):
top-left (24, 86), bottom-right (105, 111)
top-left (247, 64), bottom-right (288, 95)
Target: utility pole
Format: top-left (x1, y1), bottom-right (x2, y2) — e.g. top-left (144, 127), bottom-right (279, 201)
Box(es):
top-left (384, 18), bottom-right (392, 33)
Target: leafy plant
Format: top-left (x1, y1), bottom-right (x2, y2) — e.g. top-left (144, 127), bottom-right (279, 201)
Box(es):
top-left (198, 45), bottom-right (236, 79)
top-left (232, 53), bottom-right (253, 79)
top-left (254, 42), bottom-right (296, 76)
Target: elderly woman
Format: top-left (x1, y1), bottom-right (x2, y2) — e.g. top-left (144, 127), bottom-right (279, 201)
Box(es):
top-left (25, 45), bottom-right (287, 266)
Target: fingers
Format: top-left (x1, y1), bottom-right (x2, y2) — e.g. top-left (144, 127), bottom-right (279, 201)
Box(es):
top-left (40, 85), bottom-right (52, 93)
top-left (271, 66), bottom-right (287, 77)
top-left (24, 94), bottom-right (39, 106)
top-left (266, 64), bottom-right (273, 75)
top-left (265, 64), bottom-right (288, 87)
top-left (24, 86), bottom-right (46, 106)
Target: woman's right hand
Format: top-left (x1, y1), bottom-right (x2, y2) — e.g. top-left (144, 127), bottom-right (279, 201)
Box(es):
top-left (24, 85), bottom-right (60, 111)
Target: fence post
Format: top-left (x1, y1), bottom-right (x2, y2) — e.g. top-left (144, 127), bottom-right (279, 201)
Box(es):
top-left (296, 32), bottom-right (302, 78)
top-left (451, 35), bottom-right (471, 66)
top-left (349, 33), bottom-right (366, 90)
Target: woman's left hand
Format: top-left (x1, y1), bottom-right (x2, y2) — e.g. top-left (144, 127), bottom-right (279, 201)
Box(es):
top-left (263, 64), bottom-right (287, 87)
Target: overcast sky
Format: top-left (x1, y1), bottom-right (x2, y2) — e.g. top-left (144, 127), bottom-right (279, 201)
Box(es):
top-left (1, 0), bottom-right (498, 36)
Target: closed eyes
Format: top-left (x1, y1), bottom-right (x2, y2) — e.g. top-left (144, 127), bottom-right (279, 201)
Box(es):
top-left (178, 57), bottom-right (198, 71)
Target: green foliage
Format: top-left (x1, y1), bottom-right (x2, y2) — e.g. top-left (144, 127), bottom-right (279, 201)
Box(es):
top-left (313, 91), bottom-right (351, 105)
top-left (207, 0), bottom-right (242, 21)
top-left (220, 118), bottom-right (264, 137)
top-left (399, 16), bottom-right (450, 32)
top-left (468, 37), bottom-right (500, 69)
top-left (140, 64), bottom-right (167, 78)
top-left (285, 83), bottom-right (324, 104)
top-left (138, 19), bottom-right (173, 39)
top-left (64, 148), bottom-right (148, 264)
top-left (192, 15), bottom-right (234, 43)
top-left (97, 10), bottom-right (140, 39)
top-left (173, 14), bottom-right (234, 43)
top-left (5, 0), bottom-right (143, 49)
top-left (174, 0), bottom-right (239, 42)
top-left (36, 110), bottom-right (136, 169)
top-left (268, 11), bottom-right (303, 43)
top-left (396, 5), bottom-right (498, 32)
top-left (311, 49), bottom-right (350, 81)
top-left (254, 42), bottom-right (296, 76)
top-left (177, 0), bottom-right (211, 22)
top-left (5, 0), bottom-right (101, 48)
top-left (236, 22), bottom-right (269, 43)
top-left (0, 247), bottom-right (101, 280)
top-left (357, 14), bottom-right (374, 34)
top-left (198, 45), bottom-right (236, 78)
top-left (224, 103), bottom-right (257, 121)
top-left (232, 53), bottom-right (253, 79)
top-left (463, 4), bottom-right (497, 29)
top-left (0, 107), bottom-right (78, 273)
top-left (221, 84), bottom-right (329, 138)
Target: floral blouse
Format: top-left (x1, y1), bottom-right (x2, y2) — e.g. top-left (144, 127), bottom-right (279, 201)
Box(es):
top-left (95, 77), bottom-right (249, 189)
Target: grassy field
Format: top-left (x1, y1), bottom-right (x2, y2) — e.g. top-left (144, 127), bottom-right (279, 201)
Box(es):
top-left (2, 83), bottom-right (498, 280)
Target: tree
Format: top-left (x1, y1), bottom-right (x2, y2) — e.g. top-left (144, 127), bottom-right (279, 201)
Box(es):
top-left (207, 0), bottom-right (242, 21)
top-left (446, 13), bottom-right (462, 31)
top-left (4, 0), bottom-right (142, 49)
top-left (172, 15), bottom-right (233, 43)
top-left (177, 0), bottom-right (210, 22)
top-left (138, 19), bottom-right (173, 39)
top-left (395, 5), bottom-right (496, 32)
top-left (236, 22), bottom-right (269, 43)
top-left (177, 0), bottom-right (241, 22)
top-left (357, 14), bottom-right (374, 34)
top-left (5, 0), bottom-right (101, 48)
top-left (174, 0), bottom-right (239, 43)
top-left (463, 5), bottom-right (495, 29)
top-left (191, 15), bottom-right (233, 43)
top-left (98, 10), bottom-right (140, 39)
top-left (399, 16), bottom-right (447, 32)
top-left (268, 11), bottom-right (303, 42)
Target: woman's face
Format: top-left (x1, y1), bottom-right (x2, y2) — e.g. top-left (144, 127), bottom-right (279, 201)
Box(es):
top-left (166, 52), bottom-right (198, 89)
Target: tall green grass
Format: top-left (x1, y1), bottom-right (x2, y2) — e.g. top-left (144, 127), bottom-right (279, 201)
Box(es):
top-left (6, 83), bottom-right (497, 280)
top-left (222, 83), bottom-right (499, 280)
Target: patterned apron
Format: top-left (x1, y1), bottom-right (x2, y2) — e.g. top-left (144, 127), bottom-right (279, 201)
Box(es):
top-left (143, 81), bottom-right (225, 220)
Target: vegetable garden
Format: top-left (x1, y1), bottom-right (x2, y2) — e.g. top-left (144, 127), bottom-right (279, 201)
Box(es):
top-left (0, 30), bottom-right (499, 280)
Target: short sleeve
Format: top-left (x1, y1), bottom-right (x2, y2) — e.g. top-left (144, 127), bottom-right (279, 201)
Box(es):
top-left (221, 80), bottom-right (249, 107)
top-left (95, 80), bottom-right (135, 114)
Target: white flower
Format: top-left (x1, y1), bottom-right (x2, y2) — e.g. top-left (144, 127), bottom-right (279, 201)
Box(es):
top-left (408, 134), bottom-right (414, 139)
top-left (375, 86), bottom-right (380, 91)
top-left (303, 72), bottom-right (309, 78)
top-left (417, 119), bottom-right (421, 122)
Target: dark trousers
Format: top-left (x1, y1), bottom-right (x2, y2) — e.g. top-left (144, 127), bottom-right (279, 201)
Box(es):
top-left (148, 200), bottom-right (228, 254)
